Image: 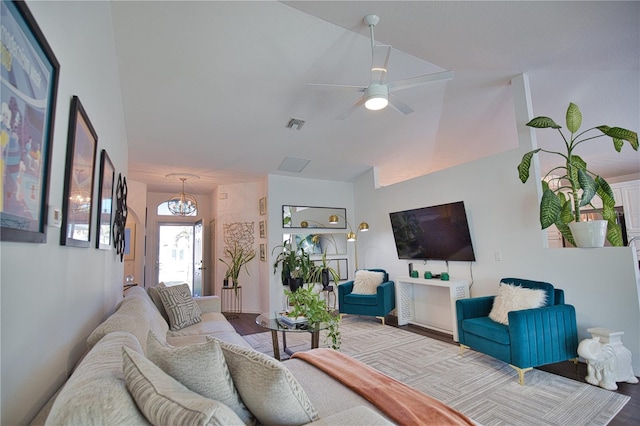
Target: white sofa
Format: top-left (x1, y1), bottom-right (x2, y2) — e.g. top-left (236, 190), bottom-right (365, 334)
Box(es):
top-left (31, 285), bottom-right (395, 425)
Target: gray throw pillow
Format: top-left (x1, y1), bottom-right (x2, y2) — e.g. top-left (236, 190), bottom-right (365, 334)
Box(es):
top-left (147, 282), bottom-right (169, 323)
top-left (122, 346), bottom-right (245, 426)
top-left (158, 283), bottom-right (202, 331)
top-left (146, 332), bottom-right (253, 424)
top-left (208, 337), bottom-right (319, 426)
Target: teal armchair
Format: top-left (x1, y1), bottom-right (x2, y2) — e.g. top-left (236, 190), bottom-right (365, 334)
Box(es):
top-left (338, 269), bottom-right (395, 325)
top-left (456, 278), bottom-right (578, 385)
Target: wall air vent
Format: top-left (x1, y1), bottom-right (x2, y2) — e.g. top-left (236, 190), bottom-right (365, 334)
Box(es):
top-left (285, 118), bottom-right (306, 130)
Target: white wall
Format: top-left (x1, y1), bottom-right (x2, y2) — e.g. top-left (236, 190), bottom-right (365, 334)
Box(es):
top-left (266, 175), bottom-right (355, 316)
top-left (0, 2), bottom-right (128, 424)
top-left (214, 181), bottom-right (263, 312)
top-left (353, 76), bottom-right (640, 373)
top-left (123, 180), bottom-right (147, 286)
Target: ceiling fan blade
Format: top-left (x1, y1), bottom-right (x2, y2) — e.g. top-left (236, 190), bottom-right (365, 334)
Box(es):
top-left (387, 70), bottom-right (454, 92)
top-left (307, 83), bottom-right (366, 92)
top-left (388, 94), bottom-right (414, 115)
top-left (370, 44), bottom-right (391, 84)
top-left (336, 95), bottom-right (366, 120)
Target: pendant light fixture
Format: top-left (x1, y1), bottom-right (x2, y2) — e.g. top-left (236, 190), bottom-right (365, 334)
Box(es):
top-left (166, 173), bottom-right (199, 216)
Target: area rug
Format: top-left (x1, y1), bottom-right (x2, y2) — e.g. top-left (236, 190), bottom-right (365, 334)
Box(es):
top-left (243, 316), bottom-right (630, 426)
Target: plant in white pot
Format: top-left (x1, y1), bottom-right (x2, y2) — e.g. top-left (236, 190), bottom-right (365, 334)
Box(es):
top-left (518, 103), bottom-right (637, 247)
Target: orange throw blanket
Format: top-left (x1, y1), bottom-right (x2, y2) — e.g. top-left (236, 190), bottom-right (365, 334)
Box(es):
top-left (291, 348), bottom-right (474, 426)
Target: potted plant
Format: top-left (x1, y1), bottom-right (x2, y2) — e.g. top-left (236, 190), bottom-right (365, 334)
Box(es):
top-left (518, 103), bottom-right (637, 247)
top-left (307, 250), bottom-right (341, 291)
top-left (272, 242), bottom-right (315, 291)
top-left (284, 283), bottom-right (341, 350)
top-left (219, 242), bottom-right (256, 293)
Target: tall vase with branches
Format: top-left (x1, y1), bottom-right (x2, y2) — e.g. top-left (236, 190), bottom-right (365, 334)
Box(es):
top-left (219, 242), bottom-right (256, 294)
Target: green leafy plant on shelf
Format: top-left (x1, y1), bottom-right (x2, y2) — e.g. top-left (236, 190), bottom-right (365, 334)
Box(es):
top-left (518, 102), bottom-right (638, 246)
top-left (284, 283), bottom-right (341, 350)
top-left (219, 242), bottom-right (256, 293)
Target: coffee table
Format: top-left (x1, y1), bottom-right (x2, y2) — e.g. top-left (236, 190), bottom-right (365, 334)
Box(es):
top-left (255, 314), bottom-right (327, 360)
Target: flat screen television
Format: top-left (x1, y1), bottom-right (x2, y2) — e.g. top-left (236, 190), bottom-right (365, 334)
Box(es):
top-left (389, 201), bottom-right (476, 261)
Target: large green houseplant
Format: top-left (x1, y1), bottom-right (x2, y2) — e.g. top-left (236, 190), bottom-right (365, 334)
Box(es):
top-left (219, 242), bottom-right (256, 292)
top-left (273, 241), bottom-right (341, 290)
top-left (518, 103), bottom-right (637, 246)
top-left (284, 283), bottom-right (341, 349)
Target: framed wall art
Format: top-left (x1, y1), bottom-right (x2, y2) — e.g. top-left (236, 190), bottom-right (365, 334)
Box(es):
top-left (0, 0), bottom-right (60, 243)
top-left (95, 150), bottom-right (114, 249)
top-left (112, 173), bottom-right (128, 261)
top-left (60, 96), bottom-right (97, 248)
top-left (259, 197), bottom-right (266, 215)
top-left (259, 219), bottom-right (266, 238)
top-left (124, 223), bottom-right (135, 260)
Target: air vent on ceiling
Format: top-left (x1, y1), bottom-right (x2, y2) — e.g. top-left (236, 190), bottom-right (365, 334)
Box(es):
top-left (278, 157), bottom-right (310, 173)
top-left (285, 118), bottom-right (305, 130)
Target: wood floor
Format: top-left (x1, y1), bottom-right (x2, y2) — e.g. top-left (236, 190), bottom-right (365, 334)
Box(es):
top-left (226, 313), bottom-right (638, 425)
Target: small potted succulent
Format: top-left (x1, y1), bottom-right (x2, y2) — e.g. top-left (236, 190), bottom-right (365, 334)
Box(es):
top-left (518, 103), bottom-right (637, 247)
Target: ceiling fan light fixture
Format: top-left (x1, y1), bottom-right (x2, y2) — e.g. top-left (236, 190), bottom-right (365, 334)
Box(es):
top-left (364, 84), bottom-right (389, 110)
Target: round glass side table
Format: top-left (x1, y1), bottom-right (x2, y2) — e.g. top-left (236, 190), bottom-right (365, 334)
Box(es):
top-left (255, 314), bottom-right (327, 360)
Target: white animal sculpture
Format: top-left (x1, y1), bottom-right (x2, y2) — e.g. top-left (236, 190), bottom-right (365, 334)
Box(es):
top-left (578, 336), bottom-right (638, 390)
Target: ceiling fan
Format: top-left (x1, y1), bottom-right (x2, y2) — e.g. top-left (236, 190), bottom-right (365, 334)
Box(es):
top-left (308, 14), bottom-right (453, 120)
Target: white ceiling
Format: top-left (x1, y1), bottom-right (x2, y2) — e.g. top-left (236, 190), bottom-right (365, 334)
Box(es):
top-left (110, 1), bottom-right (639, 195)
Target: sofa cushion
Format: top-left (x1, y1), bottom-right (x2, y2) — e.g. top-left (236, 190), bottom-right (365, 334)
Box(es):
top-left (158, 284), bottom-right (202, 331)
top-left (166, 311), bottom-right (236, 337)
top-left (167, 331), bottom-right (252, 348)
top-left (45, 332), bottom-right (150, 425)
top-left (209, 337), bottom-right (319, 426)
top-left (489, 283), bottom-right (547, 325)
top-left (86, 287), bottom-right (169, 352)
top-left (146, 332), bottom-right (253, 424)
top-left (311, 406), bottom-right (394, 425)
top-left (123, 346), bottom-right (245, 426)
top-left (147, 282), bottom-right (169, 323)
top-left (351, 270), bottom-right (385, 295)
top-left (284, 358), bottom-right (387, 420)
top-left (461, 317), bottom-right (511, 345)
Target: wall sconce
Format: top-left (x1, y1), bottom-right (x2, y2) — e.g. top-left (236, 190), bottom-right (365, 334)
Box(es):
top-left (328, 214), bottom-right (369, 270)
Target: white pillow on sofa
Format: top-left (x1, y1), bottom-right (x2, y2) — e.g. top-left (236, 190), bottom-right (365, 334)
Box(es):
top-left (351, 270), bottom-right (385, 295)
top-left (488, 283), bottom-right (547, 325)
top-left (158, 283), bottom-right (202, 331)
top-left (208, 336), bottom-right (319, 426)
top-left (122, 346), bottom-right (245, 426)
top-left (146, 332), bottom-right (252, 424)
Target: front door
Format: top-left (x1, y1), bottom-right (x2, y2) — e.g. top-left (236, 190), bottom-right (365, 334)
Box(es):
top-left (157, 223), bottom-right (195, 292)
top-left (193, 220), bottom-right (204, 296)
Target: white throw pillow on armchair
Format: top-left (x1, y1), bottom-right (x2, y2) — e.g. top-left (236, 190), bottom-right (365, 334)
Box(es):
top-left (488, 283), bottom-right (547, 325)
top-left (351, 270), bottom-right (385, 295)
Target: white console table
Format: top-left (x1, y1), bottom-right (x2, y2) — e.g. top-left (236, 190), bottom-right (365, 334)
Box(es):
top-left (395, 276), bottom-right (470, 342)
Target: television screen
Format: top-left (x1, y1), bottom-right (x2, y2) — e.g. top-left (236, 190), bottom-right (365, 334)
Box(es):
top-left (389, 201), bottom-right (476, 261)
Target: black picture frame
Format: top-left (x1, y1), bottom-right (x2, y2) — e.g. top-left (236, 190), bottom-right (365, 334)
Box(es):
top-left (60, 96), bottom-right (97, 248)
top-left (0, 0), bottom-right (60, 243)
top-left (96, 149), bottom-right (114, 249)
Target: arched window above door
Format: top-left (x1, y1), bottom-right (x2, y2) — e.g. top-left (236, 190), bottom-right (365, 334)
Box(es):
top-left (157, 201), bottom-right (197, 217)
